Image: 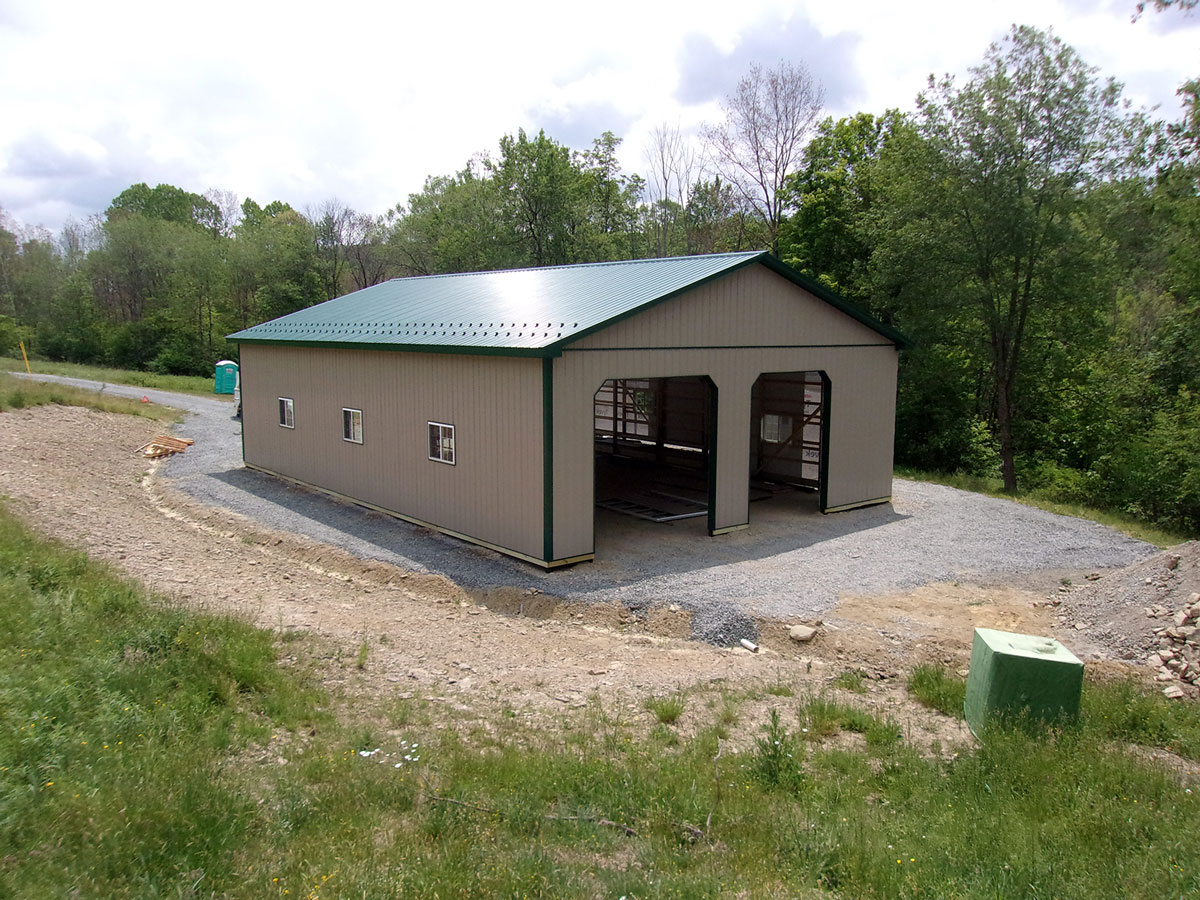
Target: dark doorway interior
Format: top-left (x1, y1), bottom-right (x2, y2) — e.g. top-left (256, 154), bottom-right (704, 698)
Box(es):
top-left (593, 376), bottom-right (713, 522)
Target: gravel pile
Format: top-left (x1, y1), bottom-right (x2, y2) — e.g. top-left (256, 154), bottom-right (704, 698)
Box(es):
top-left (1061, 541), bottom-right (1200, 696)
top-left (27, 373), bottom-right (1160, 648)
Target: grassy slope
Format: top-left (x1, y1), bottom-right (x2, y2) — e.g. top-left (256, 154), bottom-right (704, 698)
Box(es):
top-left (0, 356), bottom-right (230, 399)
top-left (0, 374), bottom-right (180, 422)
top-left (1, 503), bottom-right (1198, 899)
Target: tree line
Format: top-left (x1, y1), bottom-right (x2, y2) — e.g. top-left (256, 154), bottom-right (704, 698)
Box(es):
top-left (2, 24), bottom-right (1198, 533)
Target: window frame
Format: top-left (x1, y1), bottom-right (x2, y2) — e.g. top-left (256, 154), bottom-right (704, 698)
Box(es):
top-left (761, 413), bottom-right (793, 445)
top-left (278, 397), bottom-right (295, 429)
top-left (342, 407), bottom-right (364, 444)
top-left (427, 421), bottom-right (456, 465)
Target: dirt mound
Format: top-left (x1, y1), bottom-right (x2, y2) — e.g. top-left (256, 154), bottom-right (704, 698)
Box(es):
top-left (1061, 542), bottom-right (1200, 692)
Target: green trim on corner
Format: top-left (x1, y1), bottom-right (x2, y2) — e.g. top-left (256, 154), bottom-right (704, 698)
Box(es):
top-left (705, 376), bottom-right (719, 535)
top-left (237, 346), bottom-right (246, 463)
top-left (542, 357), bottom-right (554, 563)
top-left (818, 373), bottom-right (831, 513)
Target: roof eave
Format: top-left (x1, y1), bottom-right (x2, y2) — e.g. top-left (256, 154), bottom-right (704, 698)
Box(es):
top-left (228, 336), bottom-right (559, 358)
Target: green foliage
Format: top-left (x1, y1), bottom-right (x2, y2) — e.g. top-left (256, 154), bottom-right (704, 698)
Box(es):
top-left (0, 504), bottom-right (318, 897)
top-left (832, 670), bottom-right (868, 693)
top-left (751, 708), bottom-right (806, 790)
top-left (2, 506), bottom-right (1198, 898)
top-left (0, 356), bottom-right (227, 398)
top-left (0, 373), bottom-right (179, 420)
top-left (1083, 678), bottom-right (1200, 758)
top-left (645, 694), bottom-right (686, 724)
top-left (908, 665), bottom-right (967, 717)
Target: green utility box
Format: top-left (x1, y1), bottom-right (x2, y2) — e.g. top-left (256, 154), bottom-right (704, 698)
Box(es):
top-left (963, 628), bottom-right (1083, 738)
top-left (214, 360), bottom-right (239, 394)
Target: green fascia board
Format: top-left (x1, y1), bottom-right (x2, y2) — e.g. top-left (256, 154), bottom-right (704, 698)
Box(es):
top-left (546, 252), bottom-right (911, 353)
top-left (754, 254), bottom-right (913, 350)
top-left (230, 337), bottom-right (557, 358)
top-left (228, 251), bottom-right (911, 354)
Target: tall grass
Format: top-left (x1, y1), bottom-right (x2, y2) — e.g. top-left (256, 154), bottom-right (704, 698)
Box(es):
top-left (1, 505), bottom-right (1197, 899)
top-left (0, 375), bottom-right (179, 421)
top-left (0, 356), bottom-right (228, 399)
top-left (0, 504), bottom-right (318, 898)
top-left (908, 663), bottom-right (968, 716)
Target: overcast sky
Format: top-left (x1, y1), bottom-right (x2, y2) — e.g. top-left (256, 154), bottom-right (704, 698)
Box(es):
top-left (1, 0), bottom-right (1196, 233)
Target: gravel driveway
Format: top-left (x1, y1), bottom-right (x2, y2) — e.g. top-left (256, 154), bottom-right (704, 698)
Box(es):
top-left (24, 373), bottom-right (1157, 641)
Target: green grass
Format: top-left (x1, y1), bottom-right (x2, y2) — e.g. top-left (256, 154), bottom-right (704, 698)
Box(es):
top-left (832, 669), bottom-right (868, 693)
top-left (0, 374), bottom-right (179, 421)
top-left (908, 663), bottom-right (968, 717)
top-left (896, 466), bottom-right (1188, 548)
top-left (908, 664), bottom-right (1200, 759)
top-left (645, 693), bottom-right (686, 724)
top-left (2, 505), bottom-right (1199, 899)
top-left (0, 356), bottom-right (230, 399)
top-left (0, 502), bottom-right (319, 898)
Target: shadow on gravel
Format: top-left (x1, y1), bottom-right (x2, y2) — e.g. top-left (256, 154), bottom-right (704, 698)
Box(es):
top-left (205, 466), bottom-right (910, 596)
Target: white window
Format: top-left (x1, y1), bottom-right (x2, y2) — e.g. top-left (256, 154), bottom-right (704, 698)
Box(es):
top-left (278, 397), bottom-right (295, 429)
top-left (761, 413), bottom-right (793, 444)
top-left (342, 407), bottom-right (363, 444)
top-left (428, 421), bottom-right (455, 464)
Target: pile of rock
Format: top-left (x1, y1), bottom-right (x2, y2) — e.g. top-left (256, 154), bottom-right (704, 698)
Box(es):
top-left (1147, 592), bottom-right (1200, 700)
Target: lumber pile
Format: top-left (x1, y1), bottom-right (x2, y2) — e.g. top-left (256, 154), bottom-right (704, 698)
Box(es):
top-left (136, 435), bottom-right (194, 459)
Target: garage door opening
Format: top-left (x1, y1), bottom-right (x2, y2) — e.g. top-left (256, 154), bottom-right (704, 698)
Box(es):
top-left (593, 376), bottom-right (714, 523)
top-left (750, 371), bottom-right (828, 504)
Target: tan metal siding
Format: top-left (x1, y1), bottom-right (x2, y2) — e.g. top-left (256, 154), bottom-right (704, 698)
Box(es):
top-left (551, 263), bottom-right (899, 559)
top-left (573, 264), bottom-right (891, 351)
top-left (240, 344), bottom-right (544, 559)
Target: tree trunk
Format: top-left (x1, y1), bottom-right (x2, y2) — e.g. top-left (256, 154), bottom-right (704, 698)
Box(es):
top-left (996, 377), bottom-right (1018, 492)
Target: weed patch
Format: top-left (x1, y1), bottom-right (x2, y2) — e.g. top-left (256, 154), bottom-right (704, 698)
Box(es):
top-left (645, 693), bottom-right (686, 725)
top-left (908, 664), bottom-right (967, 717)
top-left (0, 375), bottom-right (178, 421)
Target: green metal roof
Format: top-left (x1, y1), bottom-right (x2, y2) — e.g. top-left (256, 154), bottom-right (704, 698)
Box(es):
top-left (228, 251), bottom-right (908, 356)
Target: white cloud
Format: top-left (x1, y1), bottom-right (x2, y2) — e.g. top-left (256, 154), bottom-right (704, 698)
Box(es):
top-left (1, 0), bottom-right (1195, 231)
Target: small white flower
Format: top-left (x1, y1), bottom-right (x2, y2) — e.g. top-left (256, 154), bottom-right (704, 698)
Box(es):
top-left (394, 762), bottom-right (403, 768)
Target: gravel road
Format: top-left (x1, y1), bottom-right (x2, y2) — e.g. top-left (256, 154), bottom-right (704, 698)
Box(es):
top-left (23, 372), bottom-right (1157, 643)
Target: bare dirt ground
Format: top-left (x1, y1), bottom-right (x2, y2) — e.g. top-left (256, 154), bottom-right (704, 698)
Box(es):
top-left (0, 404), bottom-right (1173, 754)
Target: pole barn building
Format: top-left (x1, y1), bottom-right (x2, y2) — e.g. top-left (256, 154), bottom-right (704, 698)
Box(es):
top-left (229, 251), bottom-right (907, 568)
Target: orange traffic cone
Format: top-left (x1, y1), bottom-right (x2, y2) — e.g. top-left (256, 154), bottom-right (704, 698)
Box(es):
top-left (141, 396), bottom-right (149, 403)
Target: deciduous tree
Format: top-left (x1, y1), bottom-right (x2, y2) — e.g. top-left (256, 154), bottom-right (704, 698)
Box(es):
top-left (702, 60), bottom-right (824, 255)
top-left (894, 25), bottom-right (1135, 491)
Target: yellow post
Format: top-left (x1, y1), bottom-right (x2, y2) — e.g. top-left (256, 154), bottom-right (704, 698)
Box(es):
top-left (18, 341), bottom-right (32, 378)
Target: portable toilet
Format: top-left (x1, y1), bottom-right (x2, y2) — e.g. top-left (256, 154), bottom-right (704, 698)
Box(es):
top-left (214, 360), bottom-right (239, 394)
